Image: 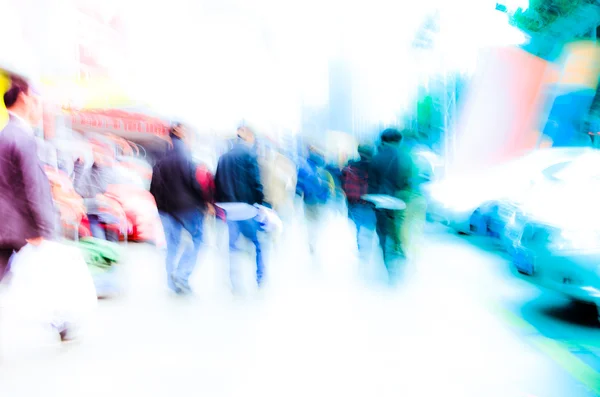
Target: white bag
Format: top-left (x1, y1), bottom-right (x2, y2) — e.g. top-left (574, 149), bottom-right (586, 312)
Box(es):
top-left (2, 240), bottom-right (98, 330)
top-left (216, 202), bottom-right (260, 221)
top-left (255, 205), bottom-right (283, 234)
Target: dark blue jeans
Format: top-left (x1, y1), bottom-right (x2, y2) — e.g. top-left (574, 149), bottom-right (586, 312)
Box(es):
top-left (160, 209), bottom-right (204, 291)
top-left (348, 202), bottom-right (376, 251)
top-left (227, 219), bottom-right (264, 288)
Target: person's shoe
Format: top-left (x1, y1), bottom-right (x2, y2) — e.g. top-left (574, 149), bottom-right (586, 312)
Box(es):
top-left (56, 323), bottom-right (77, 343)
top-left (168, 274), bottom-right (183, 293)
top-left (172, 277), bottom-right (192, 295)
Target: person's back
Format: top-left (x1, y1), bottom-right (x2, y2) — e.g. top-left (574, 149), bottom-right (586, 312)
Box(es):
top-left (368, 128), bottom-right (416, 284)
top-left (0, 118), bottom-right (55, 248)
top-left (151, 136), bottom-right (204, 214)
top-left (150, 124), bottom-right (206, 295)
top-left (215, 141), bottom-right (264, 205)
top-left (342, 145), bottom-right (376, 253)
top-left (369, 139), bottom-right (414, 198)
top-left (215, 126), bottom-right (266, 289)
top-left (297, 149), bottom-right (332, 206)
top-left (342, 157), bottom-right (370, 204)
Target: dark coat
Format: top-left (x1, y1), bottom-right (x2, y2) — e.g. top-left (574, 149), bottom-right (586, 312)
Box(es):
top-left (0, 116), bottom-right (57, 249)
top-left (368, 142), bottom-right (414, 197)
top-left (215, 142), bottom-right (264, 205)
top-left (150, 136), bottom-right (205, 215)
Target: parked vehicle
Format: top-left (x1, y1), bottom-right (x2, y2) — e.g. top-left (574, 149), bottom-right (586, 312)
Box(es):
top-left (424, 148), bottom-right (592, 236)
top-left (504, 150), bottom-right (600, 321)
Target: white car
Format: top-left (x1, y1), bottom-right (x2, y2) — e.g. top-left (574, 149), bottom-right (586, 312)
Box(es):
top-left (425, 148), bottom-right (594, 235)
top-left (502, 150), bottom-right (600, 321)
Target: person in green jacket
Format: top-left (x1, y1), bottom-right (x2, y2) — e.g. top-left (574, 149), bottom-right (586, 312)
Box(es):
top-left (368, 128), bottom-right (417, 284)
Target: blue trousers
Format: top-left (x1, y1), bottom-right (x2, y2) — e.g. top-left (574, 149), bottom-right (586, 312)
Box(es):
top-left (88, 215), bottom-right (119, 242)
top-left (348, 202), bottom-right (376, 251)
top-left (227, 219), bottom-right (264, 288)
top-left (160, 209), bottom-right (204, 291)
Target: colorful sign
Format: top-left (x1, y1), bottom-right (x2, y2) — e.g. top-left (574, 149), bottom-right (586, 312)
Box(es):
top-left (67, 108), bottom-right (169, 137)
top-left (0, 72), bottom-right (10, 130)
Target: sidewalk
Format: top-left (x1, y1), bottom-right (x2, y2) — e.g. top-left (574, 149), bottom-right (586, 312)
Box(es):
top-left (0, 209), bottom-right (596, 396)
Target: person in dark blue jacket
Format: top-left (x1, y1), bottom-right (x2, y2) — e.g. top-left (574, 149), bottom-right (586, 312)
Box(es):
top-left (150, 123), bottom-right (206, 294)
top-left (215, 126), bottom-right (266, 289)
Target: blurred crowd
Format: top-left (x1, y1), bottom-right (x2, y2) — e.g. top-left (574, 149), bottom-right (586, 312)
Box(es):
top-left (149, 122), bottom-right (433, 294)
top-left (0, 73), bottom-right (434, 340)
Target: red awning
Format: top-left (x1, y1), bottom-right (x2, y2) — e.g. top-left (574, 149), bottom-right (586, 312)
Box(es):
top-left (67, 108), bottom-right (170, 137)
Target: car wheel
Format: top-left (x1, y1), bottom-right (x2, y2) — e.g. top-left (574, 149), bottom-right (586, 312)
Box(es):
top-left (469, 208), bottom-right (488, 235)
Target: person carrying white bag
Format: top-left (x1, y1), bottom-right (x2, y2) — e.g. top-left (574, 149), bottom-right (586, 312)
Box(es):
top-left (2, 240), bottom-right (98, 342)
top-left (0, 74), bottom-right (96, 343)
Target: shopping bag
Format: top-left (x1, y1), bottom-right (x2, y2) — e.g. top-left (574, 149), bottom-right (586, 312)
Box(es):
top-left (255, 205), bottom-right (283, 234)
top-left (362, 194), bottom-right (406, 210)
top-left (215, 202), bottom-right (259, 221)
top-left (2, 240), bottom-right (98, 329)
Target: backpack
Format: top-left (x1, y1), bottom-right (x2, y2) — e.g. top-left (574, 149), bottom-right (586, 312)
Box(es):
top-left (342, 164), bottom-right (369, 203)
top-left (298, 162), bottom-right (332, 204)
top-left (195, 164), bottom-right (215, 203)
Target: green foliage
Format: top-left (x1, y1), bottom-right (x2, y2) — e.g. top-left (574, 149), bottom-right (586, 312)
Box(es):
top-left (510, 0), bottom-right (593, 32)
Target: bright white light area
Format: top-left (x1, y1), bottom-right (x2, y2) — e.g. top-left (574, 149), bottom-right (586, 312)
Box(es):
top-left (433, 0), bottom-right (529, 74)
top-left (0, 0), bottom-right (40, 81)
top-left (502, 0), bottom-right (530, 12)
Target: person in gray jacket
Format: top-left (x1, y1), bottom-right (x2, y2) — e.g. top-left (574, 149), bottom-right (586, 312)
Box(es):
top-left (0, 76), bottom-right (56, 280)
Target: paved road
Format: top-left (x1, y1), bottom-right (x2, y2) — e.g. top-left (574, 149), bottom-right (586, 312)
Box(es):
top-left (0, 214), bottom-right (598, 396)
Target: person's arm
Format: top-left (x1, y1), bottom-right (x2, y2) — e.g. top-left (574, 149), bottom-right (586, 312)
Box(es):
top-left (247, 154), bottom-right (264, 205)
top-left (214, 157), bottom-right (225, 203)
top-left (185, 159), bottom-right (204, 203)
top-left (16, 137), bottom-right (57, 240)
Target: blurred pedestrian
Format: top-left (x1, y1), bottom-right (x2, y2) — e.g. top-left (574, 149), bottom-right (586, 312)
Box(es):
top-left (0, 75), bottom-right (57, 282)
top-left (258, 143), bottom-right (297, 220)
top-left (73, 140), bottom-right (119, 242)
top-left (296, 146), bottom-right (334, 255)
top-left (369, 128), bottom-right (415, 284)
top-left (150, 123), bottom-right (207, 294)
top-left (326, 159), bottom-right (345, 214)
top-left (215, 126), bottom-right (266, 290)
top-left (342, 145), bottom-right (376, 255)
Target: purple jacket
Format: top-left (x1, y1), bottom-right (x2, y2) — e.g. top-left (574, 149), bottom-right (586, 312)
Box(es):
top-left (0, 116), bottom-right (57, 249)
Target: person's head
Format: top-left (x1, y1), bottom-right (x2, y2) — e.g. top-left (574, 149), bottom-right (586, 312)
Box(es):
top-left (237, 125), bottom-right (256, 145)
top-left (3, 76), bottom-right (42, 126)
top-left (169, 122), bottom-right (186, 140)
top-left (380, 128), bottom-right (403, 145)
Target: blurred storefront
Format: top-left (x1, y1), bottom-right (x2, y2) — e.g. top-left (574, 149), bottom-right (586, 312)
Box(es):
top-left (542, 40), bottom-right (600, 147)
top-left (448, 47), bottom-right (555, 176)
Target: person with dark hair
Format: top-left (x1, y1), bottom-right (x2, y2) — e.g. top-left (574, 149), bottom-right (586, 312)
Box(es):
top-left (150, 123), bottom-right (207, 294)
top-left (0, 75), bottom-right (64, 334)
top-left (0, 75), bottom-right (56, 275)
top-left (215, 126), bottom-right (266, 289)
top-left (369, 128), bottom-right (416, 285)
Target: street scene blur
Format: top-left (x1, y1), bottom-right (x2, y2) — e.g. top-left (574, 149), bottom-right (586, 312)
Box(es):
top-left (1, 0), bottom-right (600, 395)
